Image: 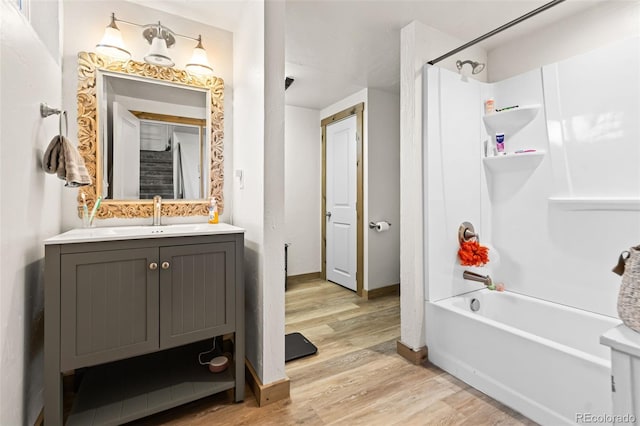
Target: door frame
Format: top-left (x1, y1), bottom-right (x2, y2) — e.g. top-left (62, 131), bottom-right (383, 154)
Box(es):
top-left (321, 103), bottom-right (364, 297)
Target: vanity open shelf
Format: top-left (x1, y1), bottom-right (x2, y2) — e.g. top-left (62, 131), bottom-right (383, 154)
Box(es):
top-left (483, 104), bottom-right (541, 136)
top-left (66, 341), bottom-right (236, 425)
top-left (483, 150), bottom-right (545, 173)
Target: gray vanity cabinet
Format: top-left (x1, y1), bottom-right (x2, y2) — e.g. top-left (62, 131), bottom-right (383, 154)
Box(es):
top-left (45, 231), bottom-right (244, 426)
top-left (60, 247), bottom-right (160, 370)
top-left (159, 242), bottom-right (236, 349)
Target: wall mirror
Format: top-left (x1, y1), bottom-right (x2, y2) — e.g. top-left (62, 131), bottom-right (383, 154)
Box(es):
top-left (76, 51), bottom-right (224, 219)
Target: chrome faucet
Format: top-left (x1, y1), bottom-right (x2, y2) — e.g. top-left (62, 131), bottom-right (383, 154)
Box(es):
top-left (153, 195), bottom-right (162, 226)
top-left (463, 270), bottom-right (493, 287)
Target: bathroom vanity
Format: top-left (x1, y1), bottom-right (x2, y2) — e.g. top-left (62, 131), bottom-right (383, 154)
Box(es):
top-left (44, 224), bottom-right (244, 425)
top-left (601, 325), bottom-right (640, 424)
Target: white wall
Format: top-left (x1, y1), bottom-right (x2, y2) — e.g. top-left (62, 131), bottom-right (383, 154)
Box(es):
top-left (365, 89), bottom-right (400, 290)
top-left (262, 0), bottom-right (286, 385)
top-left (399, 20), bottom-right (487, 351)
top-left (233, 0), bottom-right (286, 385)
top-left (0, 2), bottom-right (63, 424)
top-left (61, 0), bottom-right (234, 228)
top-left (284, 105), bottom-right (321, 276)
top-left (233, 0), bottom-right (265, 382)
top-left (488, 0), bottom-right (640, 82)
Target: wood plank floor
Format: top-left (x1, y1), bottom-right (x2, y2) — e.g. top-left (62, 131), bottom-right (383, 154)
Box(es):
top-left (129, 279), bottom-right (537, 425)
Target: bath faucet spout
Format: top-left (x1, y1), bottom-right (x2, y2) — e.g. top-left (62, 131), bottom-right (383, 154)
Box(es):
top-left (153, 195), bottom-right (162, 226)
top-left (463, 270), bottom-right (493, 287)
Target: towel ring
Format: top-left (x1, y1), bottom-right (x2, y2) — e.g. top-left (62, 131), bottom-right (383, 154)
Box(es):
top-left (59, 111), bottom-right (68, 137)
top-left (40, 103), bottom-right (68, 137)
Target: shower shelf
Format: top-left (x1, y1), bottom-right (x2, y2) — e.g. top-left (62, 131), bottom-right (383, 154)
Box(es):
top-left (483, 104), bottom-right (541, 136)
top-left (548, 197), bottom-right (640, 211)
top-left (482, 151), bottom-right (545, 174)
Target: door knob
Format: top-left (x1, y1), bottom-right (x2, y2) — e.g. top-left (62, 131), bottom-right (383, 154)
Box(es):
top-left (161, 261), bottom-right (170, 270)
top-left (149, 262), bottom-right (158, 270)
top-left (326, 211), bottom-right (332, 219)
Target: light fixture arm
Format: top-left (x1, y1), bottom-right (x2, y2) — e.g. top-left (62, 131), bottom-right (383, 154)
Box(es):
top-left (109, 13), bottom-right (145, 30)
top-left (171, 32), bottom-right (201, 43)
top-left (456, 60), bottom-right (473, 71)
top-left (109, 13), bottom-right (201, 44)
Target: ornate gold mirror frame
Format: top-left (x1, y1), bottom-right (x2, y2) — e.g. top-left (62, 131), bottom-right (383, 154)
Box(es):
top-left (76, 51), bottom-right (224, 219)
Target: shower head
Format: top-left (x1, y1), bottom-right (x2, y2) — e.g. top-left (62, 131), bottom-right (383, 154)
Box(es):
top-left (456, 59), bottom-right (485, 75)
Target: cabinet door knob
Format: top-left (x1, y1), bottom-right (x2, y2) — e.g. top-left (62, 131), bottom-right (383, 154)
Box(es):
top-left (161, 261), bottom-right (170, 270)
top-left (149, 262), bottom-right (158, 270)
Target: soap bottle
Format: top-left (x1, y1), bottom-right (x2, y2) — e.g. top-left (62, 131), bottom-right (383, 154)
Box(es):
top-left (208, 197), bottom-right (219, 224)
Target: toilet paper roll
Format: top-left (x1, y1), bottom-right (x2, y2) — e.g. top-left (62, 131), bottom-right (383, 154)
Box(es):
top-left (375, 221), bottom-right (390, 232)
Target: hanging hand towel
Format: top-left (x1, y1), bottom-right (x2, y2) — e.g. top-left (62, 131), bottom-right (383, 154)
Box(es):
top-left (43, 135), bottom-right (91, 187)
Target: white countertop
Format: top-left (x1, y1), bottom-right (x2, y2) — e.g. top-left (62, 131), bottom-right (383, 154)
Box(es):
top-left (44, 223), bottom-right (245, 245)
top-left (600, 324), bottom-right (640, 358)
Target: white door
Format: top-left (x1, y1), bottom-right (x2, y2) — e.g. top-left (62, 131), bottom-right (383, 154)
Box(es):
top-left (326, 115), bottom-right (357, 291)
top-left (113, 102), bottom-right (140, 199)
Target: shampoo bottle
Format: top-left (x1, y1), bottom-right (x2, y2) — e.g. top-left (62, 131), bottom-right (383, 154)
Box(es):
top-left (208, 197), bottom-right (219, 224)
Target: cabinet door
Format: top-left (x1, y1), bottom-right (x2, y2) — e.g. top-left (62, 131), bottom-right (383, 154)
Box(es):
top-left (60, 248), bottom-right (159, 370)
top-left (159, 242), bottom-right (235, 349)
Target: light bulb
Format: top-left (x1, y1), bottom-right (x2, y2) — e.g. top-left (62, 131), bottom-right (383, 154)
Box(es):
top-left (144, 37), bottom-right (175, 67)
top-left (95, 16), bottom-right (131, 61)
top-left (186, 37), bottom-right (213, 76)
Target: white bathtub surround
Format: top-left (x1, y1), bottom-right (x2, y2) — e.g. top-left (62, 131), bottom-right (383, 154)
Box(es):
top-left (427, 290), bottom-right (621, 425)
top-left (423, 36), bottom-right (640, 425)
top-left (601, 325), bottom-right (640, 423)
top-left (424, 37), bottom-right (640, 313)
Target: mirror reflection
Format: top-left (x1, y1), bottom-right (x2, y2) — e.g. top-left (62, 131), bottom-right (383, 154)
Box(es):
top-left (101, 73), bottom-right (209, 200)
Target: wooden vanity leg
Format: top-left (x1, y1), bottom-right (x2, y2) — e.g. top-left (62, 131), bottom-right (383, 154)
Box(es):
top-left (44, 245), bottom-right (63, 425)
top-left (234, 235), bottom-right (245, 403)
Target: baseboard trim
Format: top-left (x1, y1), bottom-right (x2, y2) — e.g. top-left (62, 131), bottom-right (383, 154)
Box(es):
top-left (245, 359), bottom-right (290, 407)
top-left (396, 340), bottom-right (428, 365)
top-left (34, 407), bottom-right (44, 426)
top-left (363, 283), bottom-right (400, 300)
top-left (287, 272), bottom-right (322, 285)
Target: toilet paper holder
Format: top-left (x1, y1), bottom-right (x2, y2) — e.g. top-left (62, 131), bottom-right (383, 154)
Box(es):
top-left (369, 221), bottom-right (392, 229)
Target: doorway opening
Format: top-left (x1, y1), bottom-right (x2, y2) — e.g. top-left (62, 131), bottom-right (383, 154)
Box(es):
top-left (320, 103), bottom-right (364, 297)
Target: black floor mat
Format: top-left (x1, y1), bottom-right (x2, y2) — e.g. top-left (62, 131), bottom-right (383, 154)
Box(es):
top-left (285, 332), bottom-right (318, 362)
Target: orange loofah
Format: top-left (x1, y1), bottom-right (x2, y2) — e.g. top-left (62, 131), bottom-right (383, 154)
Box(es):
top-left (458, 240), bottom-right (489, 266)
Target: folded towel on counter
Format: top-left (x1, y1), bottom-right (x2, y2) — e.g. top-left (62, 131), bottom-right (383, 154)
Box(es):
top-left (43, 135), bottom-right (91, 187)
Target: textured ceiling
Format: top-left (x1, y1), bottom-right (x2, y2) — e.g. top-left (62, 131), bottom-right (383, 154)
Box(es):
top-left (284, 0), bottom-right (603, 109)
top-left (128, 0), bottom-right (605, 109)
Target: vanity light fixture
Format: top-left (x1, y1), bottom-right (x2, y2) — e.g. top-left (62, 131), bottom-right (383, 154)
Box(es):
top-left (143, 22), bottom-right (175, 67)
top-left (96, 13), bottom-right (131, 61)
top-left (185, 36), bottom-right (214, 76)
top-left (95, 13), bottom-right (214, 76)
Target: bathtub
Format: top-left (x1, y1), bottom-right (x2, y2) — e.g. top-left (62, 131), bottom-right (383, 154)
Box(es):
top-left (425, 289), bottom-right (621, 425)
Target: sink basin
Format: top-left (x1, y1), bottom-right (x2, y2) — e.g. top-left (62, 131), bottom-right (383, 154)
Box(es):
top-left (45, 223), bottom-right (244, 245)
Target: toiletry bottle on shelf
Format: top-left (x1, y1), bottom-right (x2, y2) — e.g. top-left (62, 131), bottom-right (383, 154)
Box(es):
top-left (495, 132), bottom-right (505, 155)
top-left (485, 98), bottom-right (495, 114)
top-left (208, 197), bottom-right (219, 224)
